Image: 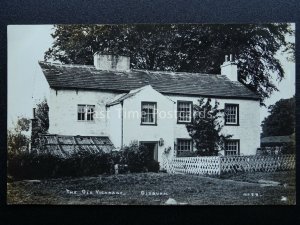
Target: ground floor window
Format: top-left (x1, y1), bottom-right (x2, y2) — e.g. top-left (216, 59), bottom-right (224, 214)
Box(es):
top-left (225, 140), bottom-right (240, 156)
top-left (177, 139), bottom-right (193, 156)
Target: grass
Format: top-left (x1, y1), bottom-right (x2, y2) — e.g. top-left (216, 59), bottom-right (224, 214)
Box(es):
top-left (7, 170), bottom-right (295, 205)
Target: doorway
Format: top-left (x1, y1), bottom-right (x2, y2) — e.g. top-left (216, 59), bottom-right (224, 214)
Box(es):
top-left (140, 141), bottom-right (158, 161)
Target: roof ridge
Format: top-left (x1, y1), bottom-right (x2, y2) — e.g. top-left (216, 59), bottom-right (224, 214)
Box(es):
top-left (132, 68), bottom-right (222, 76)
top-left (39, 61), bottom-right (223, 76)
top-left (39, 61), bottom-right (94, 68)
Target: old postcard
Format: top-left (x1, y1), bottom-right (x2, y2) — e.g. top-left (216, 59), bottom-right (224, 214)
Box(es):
top-left (7, 24), bottom-right (295, 205)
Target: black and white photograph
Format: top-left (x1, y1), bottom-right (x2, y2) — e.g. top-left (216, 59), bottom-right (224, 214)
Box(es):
top-left (7, 23), bottom-right (295, 205)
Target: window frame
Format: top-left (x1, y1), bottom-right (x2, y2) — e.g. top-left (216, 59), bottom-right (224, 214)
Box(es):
top-left (177, 100), bottom-right (193, 124)
top-left (176, 138), bottom-right (193, 157)
top-left (77, 104), bottom-right (95, 122)
top-left (225, 139), bottom-right (240, 156)
top-left (224, 103), bottom-right (239, 126)
top-left (140, 101), bottom-right (157, 126)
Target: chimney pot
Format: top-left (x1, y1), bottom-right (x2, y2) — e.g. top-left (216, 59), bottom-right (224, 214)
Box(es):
top-left (220, 55), bottom-right (238, 82)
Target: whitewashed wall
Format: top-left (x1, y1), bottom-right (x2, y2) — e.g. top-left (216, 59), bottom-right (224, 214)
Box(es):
top-left (108, 104), bottom-right (122, 148)
top-left (122, 86), bottom-right (176, 163)
top-left (166, 95), bottom-right (261, 155)
top-left (48, 88), bottom-right (119, 136)
top-left (48, 86), bottom-right (260, 159)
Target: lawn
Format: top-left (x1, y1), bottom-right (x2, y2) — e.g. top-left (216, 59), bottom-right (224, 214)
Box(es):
top-left (7, 170), bottom-right (295, 205)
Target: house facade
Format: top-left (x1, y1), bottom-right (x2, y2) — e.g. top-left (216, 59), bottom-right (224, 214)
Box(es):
top-left (39, 53), bottom-right (260, 164)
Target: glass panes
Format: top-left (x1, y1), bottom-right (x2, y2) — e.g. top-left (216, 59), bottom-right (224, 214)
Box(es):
top-left (225, 140), bottom-right (239, 156)
top-left (225, 104), bottom-right (238, 124)
top-left (141, 102), bottom-right (156, 124)
top-left (177, 139), bottom-right (192, 156)
top-left (177, 101), bottom-right (192, 123)
top-left (77, 105), bottom-right (95, 121)
top-left (78, 105), bottom-right (85, 120)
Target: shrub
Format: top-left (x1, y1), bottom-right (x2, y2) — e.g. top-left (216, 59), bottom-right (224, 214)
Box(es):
top-left (146, 160), bottom-right (160, 172)
top-left (7, 140), bottom-right (162, 180)
top-left (7, 152), bottom-right (61, 180)
top-left (177, 151), bottom-right (197, 157)
top-left (120, 141), bottom-right (154, 173)
top-left (7, 151), bottom-right (114, 180)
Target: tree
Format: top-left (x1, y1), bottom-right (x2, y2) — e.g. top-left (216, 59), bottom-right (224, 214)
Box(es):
top-left (45, 24), bottom-right (294, 105)
top-left (186, 98), bottom-right (232, 156)
top-left (7, 117), bottom-right (31, 155)
top-left (261, 96), bottom-right (295, 137)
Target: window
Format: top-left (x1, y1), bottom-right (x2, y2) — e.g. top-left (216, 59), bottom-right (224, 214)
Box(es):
top-left (177, 101), bottom-right (192, 123)
top-left (141, 102), bottom-right (157, 125)
top-left (224, 104), bottom-right (239, 125)
top-left (225, 140), bottom-right (240, 156)
top-left (177, 139), bottom-right (193, 156)
top-left (77, 105), bottom-right (95, 121)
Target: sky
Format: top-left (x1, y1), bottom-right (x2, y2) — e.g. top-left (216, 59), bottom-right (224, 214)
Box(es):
top-left (7, 24), bottom-right (295, 129)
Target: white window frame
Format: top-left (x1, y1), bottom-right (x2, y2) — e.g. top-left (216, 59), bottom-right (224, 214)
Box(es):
top-left (177, 139), bottom-right (193, 156)
top-left (77, 104), bottom-right (95, 121)
top-left (225, 140), bottom-right (240, 156)
top-left (141, 102), bottom-right (157, 125)
top-left (177, 101), bottom-right (193, 123)
top-left (224, 104), bottom-right (239, 125)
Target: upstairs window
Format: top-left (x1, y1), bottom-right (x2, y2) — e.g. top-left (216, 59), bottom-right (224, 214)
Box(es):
top-left (225, 140), bottom-right (240, 156)
top-left (141, 102), bottom-right (157, 125)
top-left (77, 105), bottom-right (95, 121)
top-left (177, 101), bottom-right (193, 123)
top-left (224, 104), bottom-right (239, 125)
top-left (177, 139), bottom-right (193, 156)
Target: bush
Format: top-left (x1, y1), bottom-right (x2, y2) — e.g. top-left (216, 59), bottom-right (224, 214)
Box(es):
top-left (177, 151), bottom-right (197, 157)
top-left (7, 151), bottom-right (114, 180)
top-left (7, 140), bottom-right (162, 180)
top-left (146, 160), bottom-right (160, 172)
top-left (8, 152), bottom-right (61, 180)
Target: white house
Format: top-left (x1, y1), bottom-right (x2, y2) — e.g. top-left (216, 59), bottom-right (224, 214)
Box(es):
top-left (38, 53), bottom-right (260, 163)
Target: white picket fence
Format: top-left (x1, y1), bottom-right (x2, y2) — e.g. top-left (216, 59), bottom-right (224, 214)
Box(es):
top-left (162, 154), bottom-right (295, 175)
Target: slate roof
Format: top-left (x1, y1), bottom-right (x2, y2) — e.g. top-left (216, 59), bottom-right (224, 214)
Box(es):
top-left (106, 86), bottom-right (144, 106)
top-left (39, 61), bottom-right (259, 100)
top-left (38, 135), bottom-right (115, 158)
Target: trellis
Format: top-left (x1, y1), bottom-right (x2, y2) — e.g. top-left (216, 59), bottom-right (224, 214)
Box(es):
top-left (162, 154), bottom-right (295, 175)
top-left (220, 154), bottom-right (295, 173)
top-left (162, 154), bottom-right (220, 175)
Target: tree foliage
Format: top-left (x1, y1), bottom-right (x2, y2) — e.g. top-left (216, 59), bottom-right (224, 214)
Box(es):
top-left (186, 98), bottom-right (232, 156)
top-left (261, 96), bottom-right (295, 137)
top-left (31, 99), bottom-right (49, 147)
top-left (7, 117), bottom-right (31, 155)
top-left (45, 24), bottom-right (294, 104)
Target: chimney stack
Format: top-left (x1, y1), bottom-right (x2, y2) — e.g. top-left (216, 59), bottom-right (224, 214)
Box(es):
top-left (93, 53), bottom-right (130, 71)
top-left (31, 108), bottom-right (39, 150)
top-left (33, 108), bottom-right (36, 119)
top-left (220, 54), bottom-right (238, 82)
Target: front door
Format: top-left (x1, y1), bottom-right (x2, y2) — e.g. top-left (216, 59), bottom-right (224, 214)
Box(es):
top-left (140, 141), bottom-right (158, 161)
